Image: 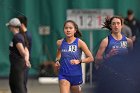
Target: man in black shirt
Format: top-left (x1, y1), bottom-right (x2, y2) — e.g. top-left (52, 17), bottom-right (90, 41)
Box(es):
top-left (124, 9), bottom-right (140, 45)
top-left (17, 15), bottom-right (32, 93)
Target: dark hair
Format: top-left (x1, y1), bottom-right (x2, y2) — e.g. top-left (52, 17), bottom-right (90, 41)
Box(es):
top-left (102, 16), bottom-right (124, 30)
top-left (64, 20), bottom-right (82, 38)
top-left (17, 15), bottom-right (27, 27)
top-left (127, 9), bottom-right (133, 15)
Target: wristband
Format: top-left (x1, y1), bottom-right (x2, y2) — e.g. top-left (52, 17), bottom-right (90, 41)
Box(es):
top-left (79, 59), bottom-right (82, 63)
